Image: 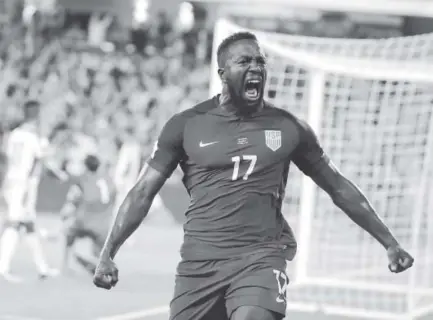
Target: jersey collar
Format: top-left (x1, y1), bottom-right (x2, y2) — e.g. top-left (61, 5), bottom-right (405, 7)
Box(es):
top-left (211, 95), bottom-right (267, 120)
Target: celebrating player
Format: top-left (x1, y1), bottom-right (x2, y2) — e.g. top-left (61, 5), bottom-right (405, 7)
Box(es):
top-left (61, 155), bottom-right (114, 275)
top-left (93, 32), bottom-right (414, 320)
top-left (0, 100), bottom-right (60, 281)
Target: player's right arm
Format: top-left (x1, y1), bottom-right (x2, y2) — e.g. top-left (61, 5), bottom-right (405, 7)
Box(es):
top-left (100, 164), bottom-right (167, 260)
top-left (97, 113), bottom-right (185, 265)
top-left (94, 114), bottom-right (185, 289)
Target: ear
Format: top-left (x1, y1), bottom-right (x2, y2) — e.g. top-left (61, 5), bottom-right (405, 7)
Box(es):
top-left (218, 68), bottom-right (226, 83)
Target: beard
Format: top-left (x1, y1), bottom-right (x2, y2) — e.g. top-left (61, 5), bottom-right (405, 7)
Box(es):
top-left (226, 80), bottom-right (264, 115)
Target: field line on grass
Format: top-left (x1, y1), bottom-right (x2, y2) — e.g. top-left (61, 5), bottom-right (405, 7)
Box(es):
top-left (95, 306), bottom-right (169, 320)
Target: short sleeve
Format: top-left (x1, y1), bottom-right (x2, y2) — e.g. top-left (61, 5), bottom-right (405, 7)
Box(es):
top-left (147, 113), bottom-right (186, 177)
top-left (292, 120), bottom-right (329, 176)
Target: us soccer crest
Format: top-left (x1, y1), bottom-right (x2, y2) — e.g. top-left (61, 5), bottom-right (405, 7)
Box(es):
top-left (265, 130), bottom-right (281, 151)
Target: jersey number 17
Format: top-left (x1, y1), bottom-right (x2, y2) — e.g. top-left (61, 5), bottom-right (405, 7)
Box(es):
top-left (231, 155), bottom-right (257, 181)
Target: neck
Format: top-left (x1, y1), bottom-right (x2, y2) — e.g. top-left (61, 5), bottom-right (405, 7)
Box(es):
top-left (219, 86), bottom-right (231, 106)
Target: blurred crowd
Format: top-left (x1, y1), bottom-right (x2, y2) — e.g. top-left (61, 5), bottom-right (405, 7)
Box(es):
top-left (0, 4), bottom-right (211, 175)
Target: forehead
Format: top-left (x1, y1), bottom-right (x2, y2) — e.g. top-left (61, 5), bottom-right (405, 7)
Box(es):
top-left (226, 39), bottom-right (263, 60)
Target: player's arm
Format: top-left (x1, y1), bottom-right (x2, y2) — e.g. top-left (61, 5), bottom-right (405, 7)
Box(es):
top-left (37, 139), bottom-right (68, 181)
top-left (100, 164), bottom-right (168, 259)
top-left (99, 114), bottom-right (185, 261)
top-left (292, 121), bottom-right (410, 260)
top-left (43, 160), bottom-right (69, 181)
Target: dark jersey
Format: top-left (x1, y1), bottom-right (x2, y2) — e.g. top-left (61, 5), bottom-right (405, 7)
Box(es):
top-left (67, 172), bottom-right (114, 225)
top-left (148, 96), bottom-right (329, 261)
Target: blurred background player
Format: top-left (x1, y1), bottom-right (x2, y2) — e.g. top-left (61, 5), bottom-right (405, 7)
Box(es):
top-left (61, 155), bottom-right (115, 276)
top-left (0, 100), bottom-right (60, 282)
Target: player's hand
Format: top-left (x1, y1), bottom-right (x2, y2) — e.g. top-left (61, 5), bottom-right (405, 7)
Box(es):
top-left (387, 245), bottom-right (414, 273)
top-left (93, 256), bottom-right (119, 290)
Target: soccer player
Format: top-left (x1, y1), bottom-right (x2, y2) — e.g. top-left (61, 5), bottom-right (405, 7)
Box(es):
top-left (93, 32), bottom-right (414, 320)
top-left (0, 100), bottom-right (59, 281)
top-left (61, 155), bottom-right (114, 275)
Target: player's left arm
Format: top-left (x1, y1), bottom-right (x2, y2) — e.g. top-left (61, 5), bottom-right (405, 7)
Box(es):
top-left (43, 160), bottom-right (69, 181)
top-left (37, 138), bottom-right (68, 181)
top-left (292, 120), bottom-right (414, 273)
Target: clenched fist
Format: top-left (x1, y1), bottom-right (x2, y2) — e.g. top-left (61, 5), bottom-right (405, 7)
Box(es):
top-left (93, 256), bottom-right (119, 290)
top-left (387, 245), bottom-right (414, 273)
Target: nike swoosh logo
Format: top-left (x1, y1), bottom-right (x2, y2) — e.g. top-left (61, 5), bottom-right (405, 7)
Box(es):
top-left (276, 297), bottom-right (286, 303)
top-left (199, 141), bottom-right (219, 147)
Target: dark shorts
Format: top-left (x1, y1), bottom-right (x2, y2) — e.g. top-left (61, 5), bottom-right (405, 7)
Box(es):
top-left (65, 222), bottom-right (107, 255)
top-left (170, 249), bottom-right (288, 320)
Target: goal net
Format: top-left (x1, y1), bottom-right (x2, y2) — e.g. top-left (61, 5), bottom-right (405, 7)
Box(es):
top-left (210, 18), bottom-right (433, 320)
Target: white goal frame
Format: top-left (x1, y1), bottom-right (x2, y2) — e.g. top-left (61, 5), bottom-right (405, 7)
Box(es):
top-left (210, 18), bottom-right (433, 320)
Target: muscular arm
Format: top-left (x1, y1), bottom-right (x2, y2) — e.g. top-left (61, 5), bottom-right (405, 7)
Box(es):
top-left (310, 160), bottom-right (399, 250)
top-left (100, 111), bottom-right (186, 260)
top-left (100, 164), bottom-right (168, 260)
top-left (292, 119), bottom-right (399, 250)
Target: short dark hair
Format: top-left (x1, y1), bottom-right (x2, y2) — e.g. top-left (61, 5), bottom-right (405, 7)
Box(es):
top-left (84, 155), bottom-right (100, 172)
top-left (216, 31), bottom-right (258, 68)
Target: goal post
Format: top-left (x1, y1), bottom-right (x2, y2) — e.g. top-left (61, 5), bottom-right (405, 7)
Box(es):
top-left (210, 18), bottom-right (433, 320)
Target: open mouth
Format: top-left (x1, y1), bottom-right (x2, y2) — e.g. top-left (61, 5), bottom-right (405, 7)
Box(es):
top-left (244, 79), bottom-right (262, 100)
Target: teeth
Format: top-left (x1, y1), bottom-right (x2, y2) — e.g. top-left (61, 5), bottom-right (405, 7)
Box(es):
top-left (248, 80), bottom-right (260, 84)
